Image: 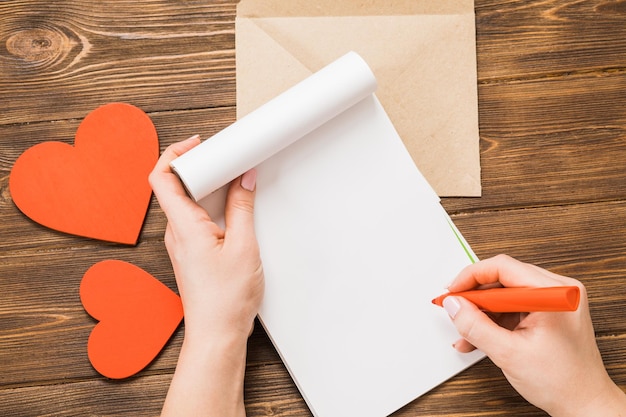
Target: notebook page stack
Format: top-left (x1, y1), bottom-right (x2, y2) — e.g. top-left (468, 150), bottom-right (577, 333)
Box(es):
top-left (171, 52), bottom-right (484, 417)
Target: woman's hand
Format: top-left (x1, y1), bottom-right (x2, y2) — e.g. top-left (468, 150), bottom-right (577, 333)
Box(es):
top-left (150, 135), bottom-right (264, 417)
top-left (443, 254), bottom-right (626, 417)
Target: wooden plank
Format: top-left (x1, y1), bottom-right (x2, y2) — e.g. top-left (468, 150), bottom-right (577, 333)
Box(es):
top-left (0, 0), bottom-right (237, 125)
top-left (3, 1), bottom-right (626, 126)
top-left (1, 201), bottom-right (625, 388)
top-left (2, 68), bottom-right (625, 232)
top-left (1, 1), bottom-right (626, 416)
top-left (1, 334), bottom-right (625, 416)
top-left (2, 71), bottom-right (626, 251)
top-left (0, 374), bottom-right (171, 417)
top-left (444, 71), bottom-right (626, 213)
top-left (475, 0), bottom-right (626, 80)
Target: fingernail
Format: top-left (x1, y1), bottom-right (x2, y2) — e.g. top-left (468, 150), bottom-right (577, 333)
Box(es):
top-left (443, 296), bottom-right (461, 319)
top-left (241, 169), bottom-right (257, 192)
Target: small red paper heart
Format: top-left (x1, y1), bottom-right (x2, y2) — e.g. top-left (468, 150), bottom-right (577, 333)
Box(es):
top-left (9, 103), bottom-right (159, 244)
top-left (80, 260), bottom-right (183, 379)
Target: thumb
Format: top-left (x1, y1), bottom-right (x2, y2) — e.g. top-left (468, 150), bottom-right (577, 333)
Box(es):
top-left (444, 296), bottom-right (514, 360)
top-left (224, 169), bottom-right (257, 240)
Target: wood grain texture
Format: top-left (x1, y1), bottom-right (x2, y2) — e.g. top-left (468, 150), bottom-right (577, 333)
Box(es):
top-left (2, 335), bottom-right (625, 417)
top-left (475, 0), bottom-right (626, 81)
top-left (444, 71), bottom-right (626, 213)
top-left (1, 0), bottom-right (626, 416)
top-left (0, 0), bottom-right (237, 125)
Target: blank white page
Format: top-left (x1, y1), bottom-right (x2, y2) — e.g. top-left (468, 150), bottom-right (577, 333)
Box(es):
top-left (200, 94), bottom-right (484, 416)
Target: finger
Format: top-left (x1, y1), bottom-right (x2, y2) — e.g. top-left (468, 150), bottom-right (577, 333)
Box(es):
top-left (526, 263), bottom-right (581, 287)
top-left (151, 135), bottom-right (201, 184)
top-left (149, 136), bottom-right (220, 237)
top-left (444, 295), bottom-right (515, 362)
top-left (453, 338), bottom-right (478, 353)
top-left (224, 169), bottom-right (257, 242)
top-left (149, 135), bottom-right (201, 212)
top-left (449, 254), bottom-right (564, 292)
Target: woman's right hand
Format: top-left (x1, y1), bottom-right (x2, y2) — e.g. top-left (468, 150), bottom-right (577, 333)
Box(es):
top-left (443, 255), bottom-right (626, 417)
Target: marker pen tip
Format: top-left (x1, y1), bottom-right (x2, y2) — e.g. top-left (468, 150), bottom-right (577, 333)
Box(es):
top-left (431, 296), bottom-right (444, 307)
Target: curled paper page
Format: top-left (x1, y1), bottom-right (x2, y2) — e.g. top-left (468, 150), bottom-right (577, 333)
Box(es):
top-left (169, 51), bottom-right (377, 201)
top-left (169, 51), bottom-right (484, 416)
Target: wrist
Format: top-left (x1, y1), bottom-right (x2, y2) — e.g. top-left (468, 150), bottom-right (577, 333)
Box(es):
top-left (182, 325), bottom-right (250, 363)
top-left (583, 380), bottom-right (626, 417)
top-left (161, 324), bottom-right (250, 417)
top-left (550, 377), bottom-right (626, 417)
top-left (182, 308), bottom-right (255, 346)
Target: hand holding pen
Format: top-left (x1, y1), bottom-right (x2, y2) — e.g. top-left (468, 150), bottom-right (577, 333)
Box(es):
top-left (439, 255), bottom-right (626, 417)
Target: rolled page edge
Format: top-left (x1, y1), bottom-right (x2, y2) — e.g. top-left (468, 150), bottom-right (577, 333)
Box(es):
top-left (169, 51), bottom-right (378, 202)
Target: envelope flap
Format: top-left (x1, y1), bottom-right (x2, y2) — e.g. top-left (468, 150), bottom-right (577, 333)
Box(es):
top-left (236, 3), bottom-right (482, 196)
top-left (236, 17), bottom-right (313, 117)
top-left (237, 0), bottom-right (474, 17)
top-left (236, 15), bottom-right (481, 195)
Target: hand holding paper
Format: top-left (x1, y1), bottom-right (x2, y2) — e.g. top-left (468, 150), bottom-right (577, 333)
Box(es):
top-left (168, 51), bottom-right (483, 416)
top-left (151, 138), bottom-right (264, 417)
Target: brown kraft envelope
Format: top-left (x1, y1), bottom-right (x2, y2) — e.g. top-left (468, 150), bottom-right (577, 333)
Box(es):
top-left (236, 0), bottom-right (481, 197)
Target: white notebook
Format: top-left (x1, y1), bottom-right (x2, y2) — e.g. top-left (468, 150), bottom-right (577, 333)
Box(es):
top-left (172, 52), bottom-right (484, 417)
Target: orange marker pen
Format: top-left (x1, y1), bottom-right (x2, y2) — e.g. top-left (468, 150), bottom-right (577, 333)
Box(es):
top-left (431, 286), bottom-right (580, 313)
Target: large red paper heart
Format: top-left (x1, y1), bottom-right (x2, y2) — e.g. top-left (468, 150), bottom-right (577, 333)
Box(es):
top-left (9, 103), bottom-right (159, 245)
top-left (80, 260), bottom-right (183, 379)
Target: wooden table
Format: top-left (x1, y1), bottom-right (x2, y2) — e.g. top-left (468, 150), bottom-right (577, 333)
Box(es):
top-left (1, 1), bottom-right (625, 415)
